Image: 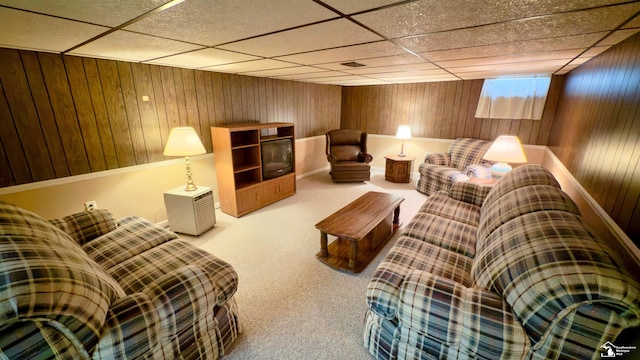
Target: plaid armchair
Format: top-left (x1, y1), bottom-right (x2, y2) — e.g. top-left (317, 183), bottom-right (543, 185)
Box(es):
top-left (416, 138), bottom-right (493, 195)
top-left (365, 165), bottom-right (640, 360)
top-left (0, 202), bottom-right (240, 359)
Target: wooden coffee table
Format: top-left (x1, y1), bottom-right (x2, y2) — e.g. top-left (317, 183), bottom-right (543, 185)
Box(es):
top-left (315, 191), bottom-right (404, 273)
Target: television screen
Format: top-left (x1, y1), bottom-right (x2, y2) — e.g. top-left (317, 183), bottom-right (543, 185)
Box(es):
top-left (261, 139), bottom-right (293, 179)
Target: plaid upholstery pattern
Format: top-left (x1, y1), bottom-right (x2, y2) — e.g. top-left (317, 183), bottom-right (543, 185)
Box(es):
top-left (448, 138), bottom-right (493, 170)
top-left (365, 165), bottom-right (640, 360)
top-left (416, 138), bottom-right (493, 195)
top-left (448, 181), bottom-right (493, 207)
top-left (48, 209), bottom-right (117, 245)
top-left (417, 191), bottom-right (481, 226)
top-left (0, 202), bottom-right (124, 359)
top-left (1, 202), bottom-right (240, 359)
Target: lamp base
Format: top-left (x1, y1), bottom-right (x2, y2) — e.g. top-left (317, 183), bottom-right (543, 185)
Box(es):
top-left (397, 153), bottom-right (406, 157)
top-left (491, 162), bottom-right (512, 179)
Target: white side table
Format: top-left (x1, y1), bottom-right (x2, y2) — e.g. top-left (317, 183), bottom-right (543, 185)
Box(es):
top-left (163, 186), bottom-right (216, 235)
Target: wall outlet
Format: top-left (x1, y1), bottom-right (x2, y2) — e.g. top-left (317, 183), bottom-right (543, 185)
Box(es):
top-left (84, 200), bottom-right (97, 211)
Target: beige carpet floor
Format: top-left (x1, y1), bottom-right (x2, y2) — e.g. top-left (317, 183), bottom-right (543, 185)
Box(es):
top-left (183, 169), bottom-right (428, 359)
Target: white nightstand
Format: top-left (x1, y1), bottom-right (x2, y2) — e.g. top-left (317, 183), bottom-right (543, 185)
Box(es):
top-left (163, 186), bottom-right (216, 235)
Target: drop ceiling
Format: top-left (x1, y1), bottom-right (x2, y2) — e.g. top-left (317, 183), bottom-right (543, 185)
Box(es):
top-left (1, 0), bottom-right (639, 86)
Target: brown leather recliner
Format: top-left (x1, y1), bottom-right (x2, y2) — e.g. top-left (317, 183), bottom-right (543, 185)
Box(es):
top-left (325, 129), bottom-right (373, 182)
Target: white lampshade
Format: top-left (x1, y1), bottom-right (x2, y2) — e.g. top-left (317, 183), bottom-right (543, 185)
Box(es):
top-left (164, 127), bottom-right (206, 156)
top-left (396, 125), bottom-right (412, 139)
top-left (164, 127), bottom-right (206, 191)
top-left (483, 135), bottom-right (527, 163)
top-left (483, 135), bottom-right (527, 179)
top-left (395, 125), bottom-right (412, 157)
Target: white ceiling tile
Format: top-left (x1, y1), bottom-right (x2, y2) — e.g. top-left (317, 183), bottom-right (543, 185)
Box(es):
top-left (275, 41), bottom-right (405, 65)
top-left (1, 0), bottom-right (639, 86)
top-left (0, 7), bottom-right (108, 52)
top-left (396, 4), bottom-right (640, 53)
top-left (203, 59), bottom-right (297, 73)
top-left (68, 30), bottom-right (203, 62)
top-left (597, 29), bottom-right (640, 46)
top-left (280, 71), bottom-right (350, 80)
top-left (318, 0), bottom-right (405, 14)
top-left (146, 48), bottom-right (260, 68)
top-left (124, 0), bottom-right (338, 46)
top-left (343, 62), bottom-right (440, 75)
top-left (354, 0), bottom-right (634, 38)
top-left (218, 19), bottom-right (383, 58)
top-left (436, 50), bottom-right (581, 69)
top-left (243, 66), bottom-right (327, 77)
top-left (416, 33), bottom-right (608, 62)
top-left (580, 46), bottom-right (611, 58)
top-left (0, 0), bottom-right (177, 27)
top-left (315, 53), bottom-right (427, 70)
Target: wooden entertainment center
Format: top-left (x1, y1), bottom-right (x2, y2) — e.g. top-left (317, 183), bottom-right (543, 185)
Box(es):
top-left (211, 122), bottom-right (295, 217)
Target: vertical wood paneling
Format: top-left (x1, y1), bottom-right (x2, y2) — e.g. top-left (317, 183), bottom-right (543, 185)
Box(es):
top-left (21, 51), bottom-right (69, 178)
top-left (83, 58), bottom-right (119, 170)
top-left (39, 52), bottom-right (90, 175)
top-left (549, 32), bottom-right (640, 243)
top-left (64, 55), bottom-right (107, 172)
top-left (0, 49), bottom-right (341, 187)
top-left (340, 77), bottom-right (562, 146)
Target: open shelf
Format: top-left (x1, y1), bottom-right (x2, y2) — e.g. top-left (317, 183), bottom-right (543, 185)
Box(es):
top-left (211, 122), bottom-right (296, 217)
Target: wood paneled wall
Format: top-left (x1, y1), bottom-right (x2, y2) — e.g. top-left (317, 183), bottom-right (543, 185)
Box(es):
top-left (0, 48), bottom-right (341, 187)
top-left (341, 76), bottom-right (564, 145)
top-left (549, 33), bottom-right (640, 244)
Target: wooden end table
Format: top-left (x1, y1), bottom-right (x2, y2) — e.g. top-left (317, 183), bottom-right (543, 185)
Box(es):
top-left (384, 155), bottom-right (415, 183)
top-left (315, 191), bottom-right (404, 273)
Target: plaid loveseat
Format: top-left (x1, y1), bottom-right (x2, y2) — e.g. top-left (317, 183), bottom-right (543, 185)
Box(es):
top-left (416, 138), bottom-right (493, 195)
top-left (365, 164), bottom-right (640, 359)
top-left (0, 202), bottom-right (240, 359)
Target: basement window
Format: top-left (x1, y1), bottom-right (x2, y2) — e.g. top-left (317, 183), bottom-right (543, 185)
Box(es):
top-left (475, 77), bottom-right (551, 120)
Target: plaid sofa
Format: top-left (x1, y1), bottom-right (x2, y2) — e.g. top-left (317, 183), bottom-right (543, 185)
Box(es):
top-left (416, 138), bottom-right (493, 195)
top-left (0, 202), bottom-right (240, 359)
top-left (365, 164), bottom-right (640, 359)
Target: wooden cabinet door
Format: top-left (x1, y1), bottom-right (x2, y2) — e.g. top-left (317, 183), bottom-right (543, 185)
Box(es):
top-left (236, 185), bottom-right (262, 215)
top-left (262, 174), bottom-right (295, 204)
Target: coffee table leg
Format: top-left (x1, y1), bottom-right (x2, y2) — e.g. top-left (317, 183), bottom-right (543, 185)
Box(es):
top-left (349, 241), bottom-right (358, 269)
top-left (393, 205), bottom-right (401, 231)
top-left (319, 231), bottom-right (328, 257)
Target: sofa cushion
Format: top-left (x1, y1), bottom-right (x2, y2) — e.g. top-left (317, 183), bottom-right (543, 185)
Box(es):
top-left (82, 216), bottom-right (179, 269)
top-left (482, 164), bottom-right (560, 214)
top-left (401, 212), bottom-right (477, 258)
top-left (476, 184), bottom-right (581, 250)
top-left (396, 271), bottom-right (529, 359)
top-left (0, 202), bottom-right (125, 356)
top-left (106, 239), bottom-right (238, 306)
top-left (367, 236), bottom-right (473, 320)
top-left (48, 209), bottom-right (118, 245)
top-left (417, 191), bottom-right (481, 227)
top-left (472, 210), bottom-right (640, 344)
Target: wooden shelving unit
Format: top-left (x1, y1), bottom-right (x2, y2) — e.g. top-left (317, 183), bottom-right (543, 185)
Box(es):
top-left (211, 122), bottom-right (296, 217)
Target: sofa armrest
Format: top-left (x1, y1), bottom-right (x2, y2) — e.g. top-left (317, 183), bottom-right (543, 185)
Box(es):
top-left (327, 154), bottom-right (337, 163)
top-left (424, 152), bottom-right (450, 166)
top-left (358, 152), bottom-right (373, 163)
top-left (49, 209), bottom-right (118, 245)
top-left (464, 164), bottom-right (492, 179)
top-left (95, 265), bottom-right (221, 359)
top-left (449, 181), bottom-right (493, 206)
top-left (397, 270), bottom-right (530, 358)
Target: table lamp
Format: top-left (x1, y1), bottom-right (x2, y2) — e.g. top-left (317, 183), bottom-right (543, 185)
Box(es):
top-left (482, 135), bottom-right (527, 179)
top-left (164, 127), bottom-right (206, 191)
top-left (396, 125), bottom-right (412, 157)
